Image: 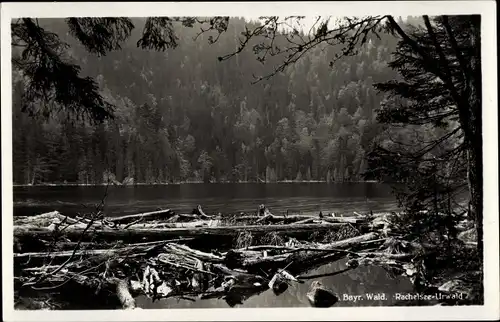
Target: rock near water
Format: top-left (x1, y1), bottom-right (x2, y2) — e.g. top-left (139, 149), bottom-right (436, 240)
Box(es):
top-left (306, 281), bottom-right (338, 308)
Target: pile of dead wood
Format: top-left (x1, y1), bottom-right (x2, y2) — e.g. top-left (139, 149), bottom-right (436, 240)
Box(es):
top-left (13, 205), bottom-right (432, 310)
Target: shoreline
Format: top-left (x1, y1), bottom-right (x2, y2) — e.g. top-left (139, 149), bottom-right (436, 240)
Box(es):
top-left (13, 207), bottom-right (481, 310)
top-left (12, 180), bottom-right (381, 188)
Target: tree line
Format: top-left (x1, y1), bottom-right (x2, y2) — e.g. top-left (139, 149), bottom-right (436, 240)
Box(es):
top-left (12, 17), bottom-right (401, 185)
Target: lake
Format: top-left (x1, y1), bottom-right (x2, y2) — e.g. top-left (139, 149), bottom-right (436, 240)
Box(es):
top-left (13, 182), bottom-right (400, 218)
top-left (14, 182), bottom-right (426, 308)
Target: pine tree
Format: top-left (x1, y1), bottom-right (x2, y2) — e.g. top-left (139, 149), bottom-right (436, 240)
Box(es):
top-left (265, 166), bottom-right (272, 183)
top-left (366, 16), bottom-right (482, 252)
top-left (306, 167), bottom-right (312, 181)
top-left (270, 168), bottom-right (278, 182)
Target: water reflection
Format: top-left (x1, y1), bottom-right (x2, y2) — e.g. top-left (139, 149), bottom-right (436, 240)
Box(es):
top-left (136, 258), bottom-right (416, 309)
top-left (13, 183), bottom-right (398, 217)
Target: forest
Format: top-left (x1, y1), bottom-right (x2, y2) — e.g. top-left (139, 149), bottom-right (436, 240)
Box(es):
top-left (11, 17), bottom-right (408, 185)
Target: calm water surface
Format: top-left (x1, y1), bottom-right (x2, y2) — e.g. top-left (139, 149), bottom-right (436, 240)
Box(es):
top-left (13, 182), bottom-right (399, 217)
top-left (136, 258), bottom-right (418, 308)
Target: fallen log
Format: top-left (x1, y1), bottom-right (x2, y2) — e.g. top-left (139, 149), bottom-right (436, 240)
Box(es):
top-left (255, 213), bottom-right (274, 224)
top-left (157, 254), bottom-right (216, 276)
top-left (233, 214), bottom-right (365, 224)
top-left (17, 271), bottom-right (95, 291)
top-left (21, 265), bottom-right (63, 274)
top-left (14, 212), bottom-right (109, 234)
top-left (106, 209), bottom-right (175, 224)
top-left (211, 264), bottom-right (267, 287)
top-left (233, 245), bottom-right (359, 256)
top-left (15, 249), bottom-right (122, 260)
top-left (176, 213), bottom-right (207, 221)
top-left (322, 217), bottom-right (366, 224)
top-left (14, 243), bottom-right (159, 266)
top-left (164, 243), bottom-right (224, 263)
top-left (112, 278), bottom-right (137, 310)
top-left (15, 223), bottom-right (346, 242)
top-left (127, 220), bottom-right (220, 229)
top-left (240, 232), bottom-right (379, 271)
top-left (14, 211), bottom-right (80, 227)
top-left (191, 258), bottom-right (207, 291)
top-left (292, 218), bottom-right (316, 225)
top-left (29, 237), bottom-right (195, 252)
top-left (125, 238), bottom-right (195, 247)
top-left (268, 270), bottom-right (293, 295)
top-left (357, 252), bottom-right (415, 260)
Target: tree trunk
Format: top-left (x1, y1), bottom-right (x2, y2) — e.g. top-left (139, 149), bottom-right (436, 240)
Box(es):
top-left (14, 223), bottom-right (345, 243)
top-left (466, 15), bottom-right (483, 257)
top-left (113, 279), bottom-right (137, 310)
top-left (125, 220), bottom-right (220, 229)
top-left (163, 243), bottom-right (224, 262)
top-left (107, 209), bottom-right (175, 224)
top-left (239, 232), bottom-right (379, 272)
top-left (234, 214), bottom-right (365, 225)
top-left (14, 244), bottom-right (153, 266)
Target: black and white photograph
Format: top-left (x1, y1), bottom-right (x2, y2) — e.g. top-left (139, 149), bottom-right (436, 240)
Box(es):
top-left (2, 1), bottom-right (499, 321)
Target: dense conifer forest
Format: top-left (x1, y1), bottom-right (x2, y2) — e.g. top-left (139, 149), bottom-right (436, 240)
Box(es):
top-left (12, 17), bottom-right (408, 185)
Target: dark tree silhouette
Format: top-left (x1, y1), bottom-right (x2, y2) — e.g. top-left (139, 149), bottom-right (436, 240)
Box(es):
top-left (11, 17), bottom-right (227, 122)
top-left (197, 15), bottom-right (482, 254)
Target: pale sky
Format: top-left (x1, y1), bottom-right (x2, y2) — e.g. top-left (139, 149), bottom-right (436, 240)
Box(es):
top-left (242, 16), bottom-right (335, 35)
top-left (242, 15), bottom-right (408, 35)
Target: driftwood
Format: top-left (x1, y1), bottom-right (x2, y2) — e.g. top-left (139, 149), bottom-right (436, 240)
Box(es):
top-left (13, 211), bottom-right (107, 232)
top-left (126, 220), bottom-right (220, 229)
top-left (356, 252), bottom-right (415, 260)
top-left (227, 233), bottom-right (379, 271)
top-left (15, 247), bottom-right (148, 267)
top-left (163, 243), bottom-right (224, 262)
top-left (292, 217), bottom-right (316, 225)
top-left (234, 214), bottom-right (365, 224)
top-left (235, 245), bottom-right (359, 256)
top-left (15, 206), bottom-right (418, 310)
top-left (28, 238), bottom-right (195, 253)
top-left (268, 269), bottom-right (299, 295)
top-left (15, 249), bottom-right (125, 261)
top-left (157, 255), bottom-right (216, 276)
top-left (191, 258), bottom-right (206, 291)
top-left (107, 209), bottom-right (175, 224)
top-left (14, 238), bottom-right (198, 266)
top-left (15, 222), bottom-right (346, 242)
top-left (14, 211), bottom-right (82, 227)
top-left (112, 278), bottom-right (137, 310)
top-left (211, 264), bottom-right (267, 287)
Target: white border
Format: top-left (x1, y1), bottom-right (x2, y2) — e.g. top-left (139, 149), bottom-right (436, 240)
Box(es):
top-left (2, 2), bottom-right (498, 321)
